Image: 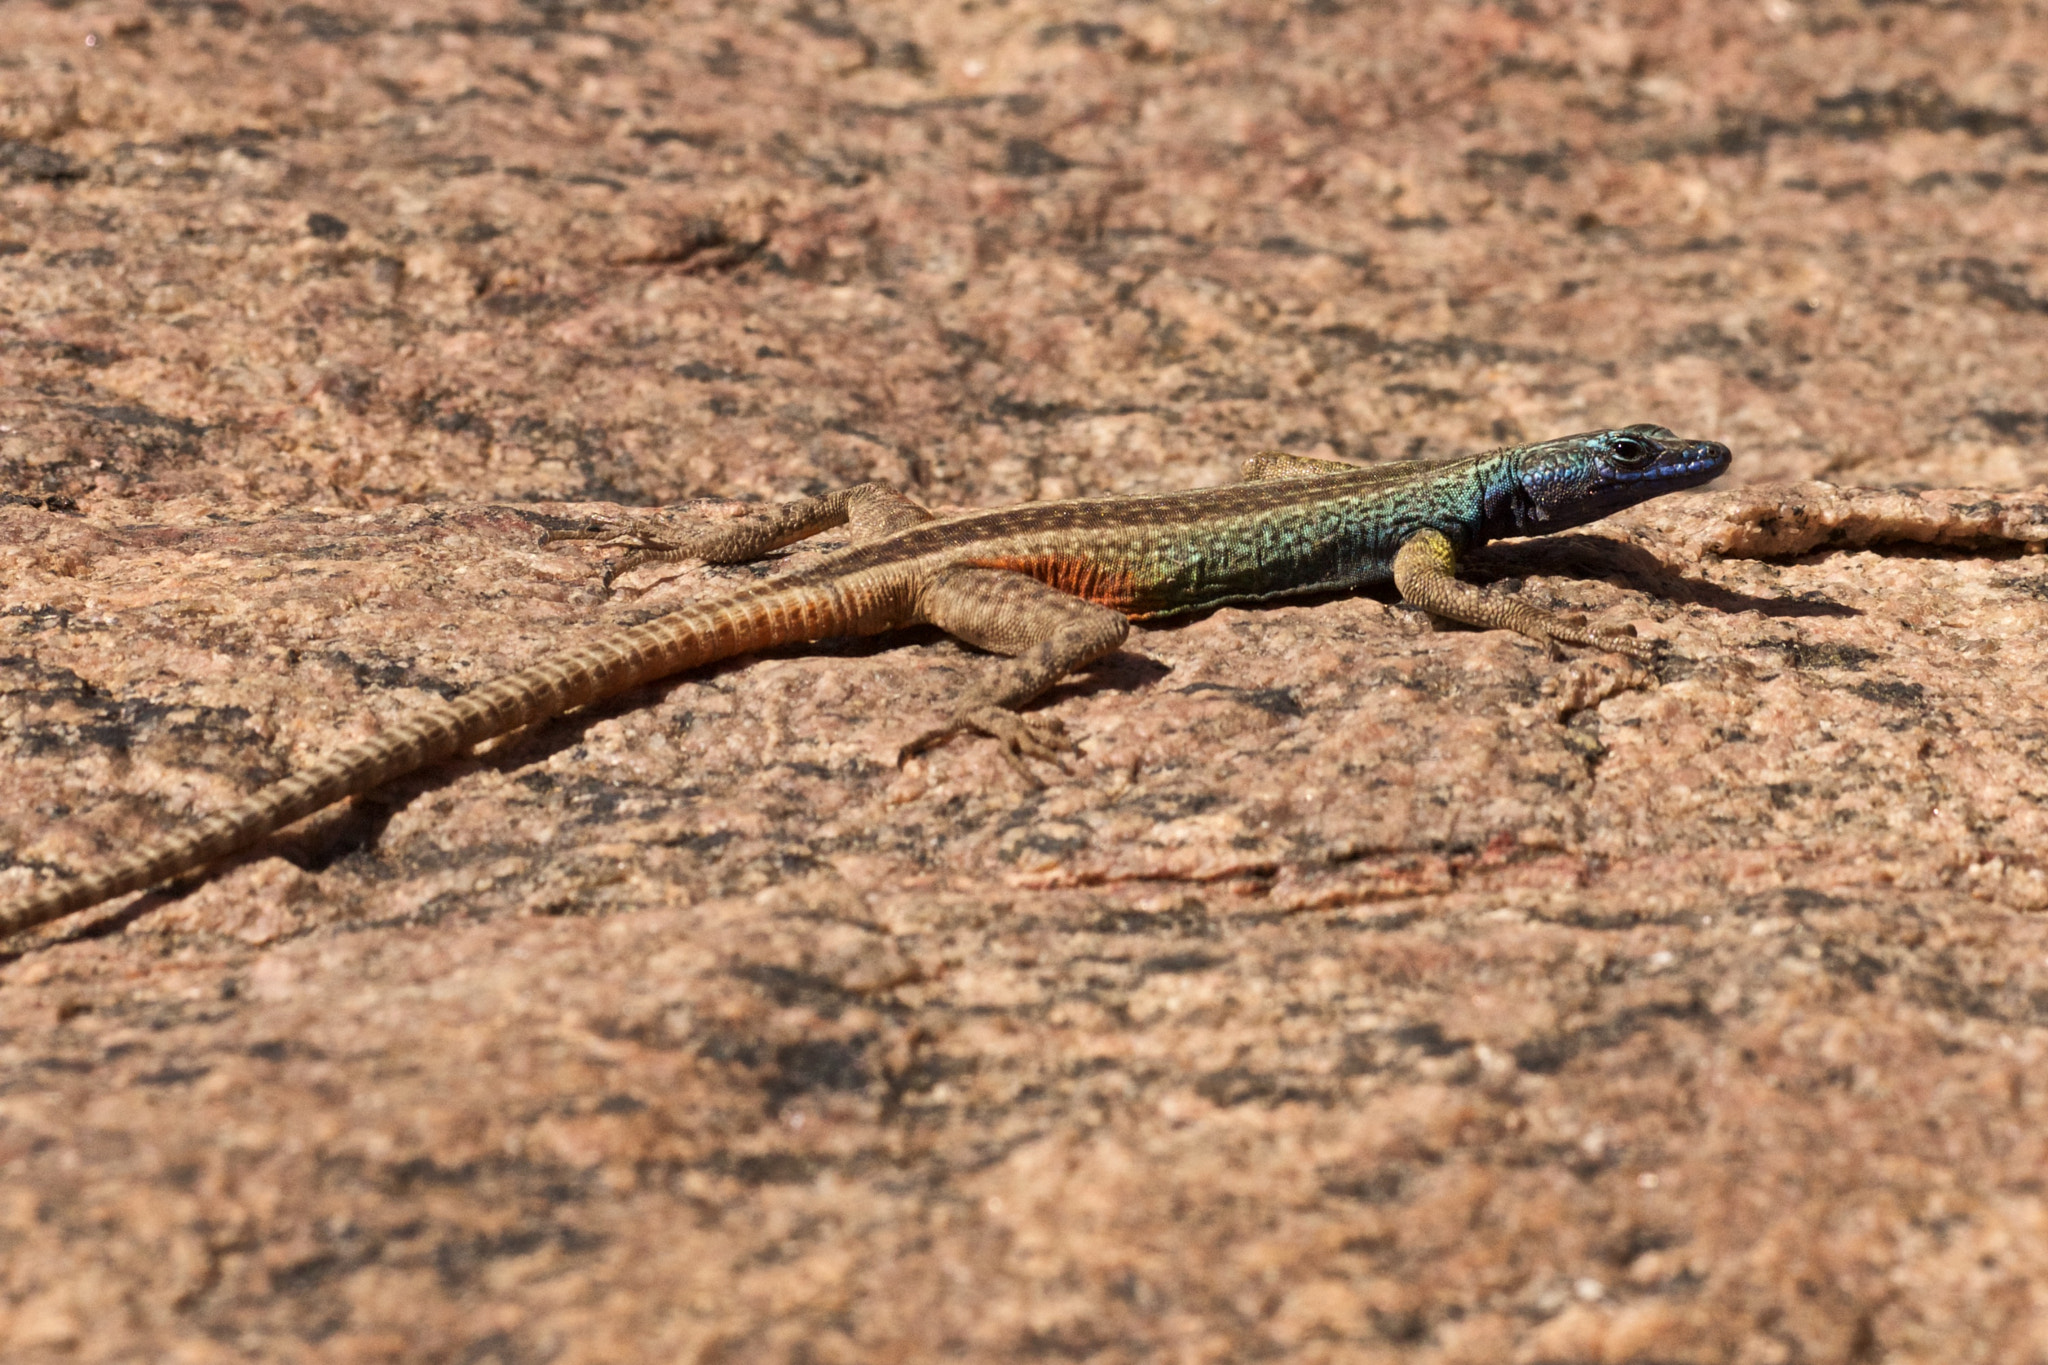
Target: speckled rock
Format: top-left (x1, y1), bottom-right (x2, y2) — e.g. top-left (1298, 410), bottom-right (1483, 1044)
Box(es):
top-left (6, 1), bottom-right (2048, 1361)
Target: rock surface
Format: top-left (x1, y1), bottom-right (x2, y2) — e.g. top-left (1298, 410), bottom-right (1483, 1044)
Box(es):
top-left (5, 1), bottom-right (2048, 1361)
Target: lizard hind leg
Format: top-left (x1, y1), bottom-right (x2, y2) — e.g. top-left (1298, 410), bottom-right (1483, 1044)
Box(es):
top-left (842, 482), bottom-right (936, 542)
top-left (542, 482), bottom-right (932, 585)
top-left (900, 567), bottom-right (1131, 786)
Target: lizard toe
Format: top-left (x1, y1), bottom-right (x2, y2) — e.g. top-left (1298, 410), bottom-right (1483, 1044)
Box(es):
top-left (1010, 730), bottom-right (1074, 767)
top-left (538, 520), bottom-right (610, 547)
top-left (1587, 627), bottom-right (1657, 663)
top-left (995, 711), bottom-right (1078, 763)
top-left (996, 744), bottom-right (1047, 789)
top-left (905, 708), bottom-right (1077, 781)
top-left (897, 720), bottom-right (965, 765)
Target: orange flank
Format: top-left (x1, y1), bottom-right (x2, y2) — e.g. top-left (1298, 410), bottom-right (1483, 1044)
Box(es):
top-left (978, 555), bottom-right (1141, 610)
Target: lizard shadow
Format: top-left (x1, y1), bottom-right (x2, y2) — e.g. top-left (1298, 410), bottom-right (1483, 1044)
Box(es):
top-left (622, 620), bottom-right (1173, 712)
top-left (1130, 532), bottom-right (1858, 633)
top-left (206, 625), bottom-right (1170, 879)
top-left (88, 708), bottom-right (657, 898)
top-left (2, 798), bottom-right (414, 958)
top-left (3, 893), bottom-right (161, 957)
top-left (1466, 534), bottom-right (1860, 619)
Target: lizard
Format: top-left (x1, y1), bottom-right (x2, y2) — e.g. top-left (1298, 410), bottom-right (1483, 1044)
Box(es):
top-left (0, 423), bottom-right (1729, 942)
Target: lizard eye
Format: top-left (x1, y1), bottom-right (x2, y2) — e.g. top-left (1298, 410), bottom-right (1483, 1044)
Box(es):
top-left (1606, 432), bottom-right (1657, 468)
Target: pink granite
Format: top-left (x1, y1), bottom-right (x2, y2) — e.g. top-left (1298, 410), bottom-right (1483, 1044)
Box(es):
top-left (5, 1), bottom-right (2048, 1360)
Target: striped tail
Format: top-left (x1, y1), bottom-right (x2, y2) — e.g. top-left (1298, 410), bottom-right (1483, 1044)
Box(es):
top-left (1, 577), bottom-right (867, 942)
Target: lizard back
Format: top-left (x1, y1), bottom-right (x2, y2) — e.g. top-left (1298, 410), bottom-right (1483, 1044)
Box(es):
top-left (784, 451), bottom-right (1507, 618)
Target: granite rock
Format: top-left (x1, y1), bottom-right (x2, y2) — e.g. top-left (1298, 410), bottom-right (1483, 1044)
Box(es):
top-left (6, 1), bottom-right (2048, 1361)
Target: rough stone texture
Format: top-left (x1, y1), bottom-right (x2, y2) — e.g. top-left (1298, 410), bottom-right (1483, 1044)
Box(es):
top-left (5, 1), bottom-right (2048, 1361)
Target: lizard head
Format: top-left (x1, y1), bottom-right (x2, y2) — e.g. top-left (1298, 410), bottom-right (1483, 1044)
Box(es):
top-left (1502, 423), bottom-right (1731, 532)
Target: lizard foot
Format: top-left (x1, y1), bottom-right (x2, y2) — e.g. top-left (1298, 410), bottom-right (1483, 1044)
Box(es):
top-left (1586, 627), bottom-right (1657, 663)
top-left (899, 707), bottom-right (1078, 787)
top-left (538, 516), bottom-right (677, 549)
top-left (1534, 613), bottom-right (1657, 664)
top-left (539, 518), bottom-right (695, 587)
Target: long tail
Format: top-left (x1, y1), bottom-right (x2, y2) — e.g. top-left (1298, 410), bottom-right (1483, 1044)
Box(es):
top-left (1, 578), bottom-right (865, 942)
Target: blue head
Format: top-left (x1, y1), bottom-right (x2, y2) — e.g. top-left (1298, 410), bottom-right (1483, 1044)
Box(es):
top-left (1488, 424), bottom-right (1731, 535)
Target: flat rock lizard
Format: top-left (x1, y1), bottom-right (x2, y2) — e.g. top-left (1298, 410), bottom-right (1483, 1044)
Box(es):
top-left (0, 424), bottom-right (1730, 940)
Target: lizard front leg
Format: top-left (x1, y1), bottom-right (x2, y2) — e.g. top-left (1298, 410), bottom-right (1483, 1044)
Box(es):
top-left (901, 567), bottom-right (1130, 784)
top-left (1391, 527), bottom-right (1654, 662)
top-left (544, 482), bottom-right (932, 584)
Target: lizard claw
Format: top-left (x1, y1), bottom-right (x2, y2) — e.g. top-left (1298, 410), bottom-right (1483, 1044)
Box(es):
top-left (538, 519), bottom-right (624, 548)
top-left (1539, 613), bottom-right (1657, 664)
top-left (1586, 625), bottom-right (1657, 663)
top-left (898, 707), bottom-right (1078, 786)
top-left (542, 518), bottom-right (688, 590)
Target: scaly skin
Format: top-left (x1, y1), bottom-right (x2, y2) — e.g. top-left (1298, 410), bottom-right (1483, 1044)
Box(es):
top-left (0, 424), bottom-right (1729, 941)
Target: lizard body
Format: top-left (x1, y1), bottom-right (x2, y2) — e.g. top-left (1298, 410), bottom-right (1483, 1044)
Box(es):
top-left (0, 424), bottom-right (1729, 941)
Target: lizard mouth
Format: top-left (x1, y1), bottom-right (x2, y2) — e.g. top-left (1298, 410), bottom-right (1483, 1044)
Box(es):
top-left (1617, 438), bottom-right (1732, 486)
